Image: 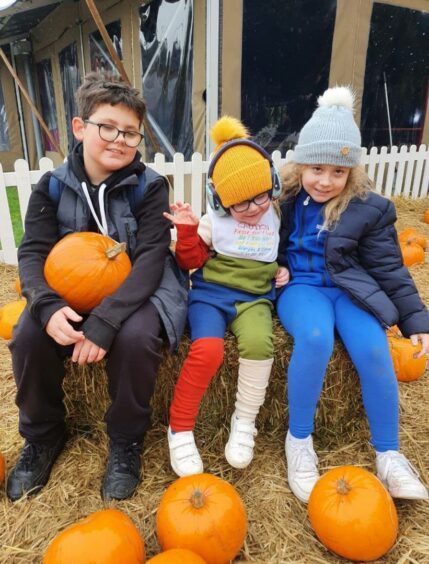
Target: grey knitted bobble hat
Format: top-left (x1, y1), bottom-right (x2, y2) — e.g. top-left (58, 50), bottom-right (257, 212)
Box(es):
top-left (294, 86), bottom-right (362, 167)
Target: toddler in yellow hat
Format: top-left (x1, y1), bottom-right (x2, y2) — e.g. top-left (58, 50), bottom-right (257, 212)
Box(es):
top-left (163, 116), bottom-right (289, 476)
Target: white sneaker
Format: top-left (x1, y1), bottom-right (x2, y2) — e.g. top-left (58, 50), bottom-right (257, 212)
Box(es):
top-left (225, 414), bottom-right (257, 469)
top-left (285, 431), bottom-right (320, 503)
top-left (167, 426), bottom-right (203, 477)
top-left (376, 450), bottom-right (429, 500)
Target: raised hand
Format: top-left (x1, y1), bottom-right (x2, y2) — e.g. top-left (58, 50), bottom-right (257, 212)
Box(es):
top-left (163, 201), bottom-right (199, 226)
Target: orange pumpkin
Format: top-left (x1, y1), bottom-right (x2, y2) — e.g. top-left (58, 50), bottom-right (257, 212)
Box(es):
top-left (44, 232), bottom-right (132, 312)
top-left (146, 549), bottom-right (207, 563)
top-left (400, 240), bottom-right (425, 267)
top-left (0, 452), bottom-right (5, 485)
top-left (387, 330), bottom-right (427, 382)
top-left (424, 209), bottom-right (429, 224)
top-left (0, 299), bottom-right (26, 339)
top-left (43, 508), bottom-right (144, 564)
top-left (399, 228), bottom-right (427, 250)
top-left (156, 473), bottom-right (247, 564)
top-left (308, 466), bottom-right (398, 562)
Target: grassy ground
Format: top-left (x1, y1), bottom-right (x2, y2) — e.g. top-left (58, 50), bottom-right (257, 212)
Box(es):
top-left (3, 187), bottom-right (24, 248)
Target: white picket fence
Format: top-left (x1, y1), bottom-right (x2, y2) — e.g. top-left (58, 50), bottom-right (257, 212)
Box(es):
top-left (1, 144), bottom-right (428, 265)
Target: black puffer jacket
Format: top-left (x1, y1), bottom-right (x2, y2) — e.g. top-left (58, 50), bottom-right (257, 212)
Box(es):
top-left (279, 190), bottom-right (429, 337)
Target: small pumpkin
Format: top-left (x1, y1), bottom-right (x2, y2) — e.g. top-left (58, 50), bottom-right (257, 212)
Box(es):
top-left (43, 508), bottom-right (144, 564)
top-left (400, 240), bottom-right (425, 267)
top-left (44, 232), bottom-right (132, 312)
top-left (387, 329), bottom-right (427, 382)
top-left (0, 452), bottom-right (5, 485)
top-left (308, 466), bottom-right (398, 562)
top-left (156, 473), bottom-right (247, 564)
top-left (399, 228), bottom-right (427, 250)
top-left (146, 548), bottom-right (207, 563)
top-left (0, 299), bottom-right (26, 339)
top-left (423, 209), bottom-right (429, 224)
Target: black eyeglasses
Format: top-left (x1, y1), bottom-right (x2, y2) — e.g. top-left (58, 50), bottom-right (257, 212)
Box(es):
top-left (84, 120), bottom-right (144, 147)
top-left (230, 190), bottom-right (272, 213)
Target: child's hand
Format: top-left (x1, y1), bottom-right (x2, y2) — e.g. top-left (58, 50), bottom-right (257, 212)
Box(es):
top-left (46, 306), bottom-right (85, 346)
top-left (410, 333), bottom-right (429, 358)
top-left (275, 266), bottom-right (290, 288)
top-left (163, 202), bottom-right (199, 226)
top-left (72, 338), bottom-right (107, 365)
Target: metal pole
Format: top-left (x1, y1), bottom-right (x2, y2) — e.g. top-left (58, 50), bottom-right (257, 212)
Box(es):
top-left (383, 72), bottom-right (393, 147)
top-left (205, 0), bottom-right (220, 158)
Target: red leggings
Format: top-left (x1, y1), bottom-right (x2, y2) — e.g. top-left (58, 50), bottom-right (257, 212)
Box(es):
top-left (169, 337), bottom-right (224, 431)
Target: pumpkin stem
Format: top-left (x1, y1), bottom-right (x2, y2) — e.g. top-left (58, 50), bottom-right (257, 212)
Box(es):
top-left (190, 490), bottom-right (205, 509)
top-left (336, 478), bottom-right (351, 495)
top-left (105, 242), bottom-right (127, 259)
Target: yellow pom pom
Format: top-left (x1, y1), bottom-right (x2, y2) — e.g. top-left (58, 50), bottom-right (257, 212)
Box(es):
top-left (210, 116), bottom-right (249, 149)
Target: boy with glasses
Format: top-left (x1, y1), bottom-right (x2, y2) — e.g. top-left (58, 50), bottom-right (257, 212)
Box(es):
top-left (7, 72), bottom-right (187, 501)
top-left (163, 116), bottom-right (289, 477)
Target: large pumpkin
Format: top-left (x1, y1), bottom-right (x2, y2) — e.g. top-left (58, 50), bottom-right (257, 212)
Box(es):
top-left (43, 509), bottom-right (144, 564)
top-left (0, 452), bottom-right (5, 485)
top-left (0, 299), bottom-right (26, 339)
top-left (44, 232), bottom-right (132, 312)
top-left (424, 209), bottom-right (429, 224)
top-left (398, 228), bottom-right (427, 250)
top-left (156, 473), bottom-right (247, 564)
top-left (400, 240), bottom-right (425, 267)
top-left (387, 329), bottom-right (427, 382)
top-left (146, 548), bottom-right (207, 563)
top-left (308, 466), bottom-right (398, 562)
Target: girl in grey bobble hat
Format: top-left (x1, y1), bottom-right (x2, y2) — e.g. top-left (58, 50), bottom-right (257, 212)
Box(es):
top-left (276, 85), bottom-right (429, 504)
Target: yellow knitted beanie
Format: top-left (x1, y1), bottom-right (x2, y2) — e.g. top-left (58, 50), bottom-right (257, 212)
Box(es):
top-left (209, 116), bottom-right (272, 208)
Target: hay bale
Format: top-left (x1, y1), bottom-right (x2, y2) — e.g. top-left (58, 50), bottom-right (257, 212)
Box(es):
top-left (63, 324), bottom-right (364, 444)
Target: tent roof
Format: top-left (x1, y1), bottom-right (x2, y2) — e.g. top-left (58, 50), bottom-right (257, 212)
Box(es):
top-left (0, 0), bottom-right (62, 45)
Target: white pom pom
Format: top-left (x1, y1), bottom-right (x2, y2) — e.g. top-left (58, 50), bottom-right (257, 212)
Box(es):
top-left (317, 86), bottom-right (355, 111)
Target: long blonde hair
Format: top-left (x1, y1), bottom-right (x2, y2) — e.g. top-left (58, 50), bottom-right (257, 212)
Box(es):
top-left (279, 162), bottom-right (373, 230)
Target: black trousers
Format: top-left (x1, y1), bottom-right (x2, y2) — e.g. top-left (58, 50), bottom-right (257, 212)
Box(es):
top-left (9, 302), bottom-right (163, 445)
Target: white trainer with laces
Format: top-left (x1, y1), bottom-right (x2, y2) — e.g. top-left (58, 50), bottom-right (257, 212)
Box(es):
top-left (376, 450), bottom-right (428, 500)
top-left (225, 413), bottom-right (257, 469)
top-left (167, 426), bottom-right (203, 477)
top-left (285, 430), bottom-right (320, 503)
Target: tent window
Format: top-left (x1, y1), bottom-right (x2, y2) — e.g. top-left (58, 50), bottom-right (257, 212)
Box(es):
top-left (241, 0), bottom-right (336, 154)
top-left (89, 20), bottom-right (123, 73)
top-left (59, 42), bottom-right (81, 151)
top-left (361, 4), bottom-right (429, 148)
top-left (0, 82), bottom-right (10, 151)
top-left (139, 0), bottom-right (194, 160)
top-left (36, 59), bottom-right (59, 152)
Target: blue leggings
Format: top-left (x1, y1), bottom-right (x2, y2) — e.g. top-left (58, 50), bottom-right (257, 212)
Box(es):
top-left (277, 284), bottom-right (399, 451)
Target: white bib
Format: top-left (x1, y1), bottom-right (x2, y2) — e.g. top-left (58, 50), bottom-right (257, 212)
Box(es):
top-left (208, 205), bottom-right (280, 263)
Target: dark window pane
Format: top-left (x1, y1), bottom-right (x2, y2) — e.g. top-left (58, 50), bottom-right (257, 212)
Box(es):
top-left (0, 81), bottom-right (10, 151)
top-left (36, 59), bottom-right (59, 152)
top-left (362, 4), bottom-right (429, 148)
top-left (59, 42), bottom-right (81, 151)
top-left (241, 0), bottom-right (336, 154)
top-left (139, 0), bottom-right (194, 160)
top-left (89, 20), bottom-right (123, 74)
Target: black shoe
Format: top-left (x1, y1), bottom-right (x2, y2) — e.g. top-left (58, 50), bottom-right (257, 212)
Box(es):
top-left (6, 436), bottom-right (66, 501)
top-left (101, 442), bottom-right (142, 500)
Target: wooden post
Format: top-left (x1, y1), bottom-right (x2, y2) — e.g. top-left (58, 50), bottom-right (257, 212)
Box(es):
top-left (0, 47), bottom-right (65, 159)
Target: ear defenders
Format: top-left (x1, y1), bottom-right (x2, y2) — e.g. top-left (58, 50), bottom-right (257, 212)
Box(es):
top-left (206, 138), bottom-right (282, 217)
